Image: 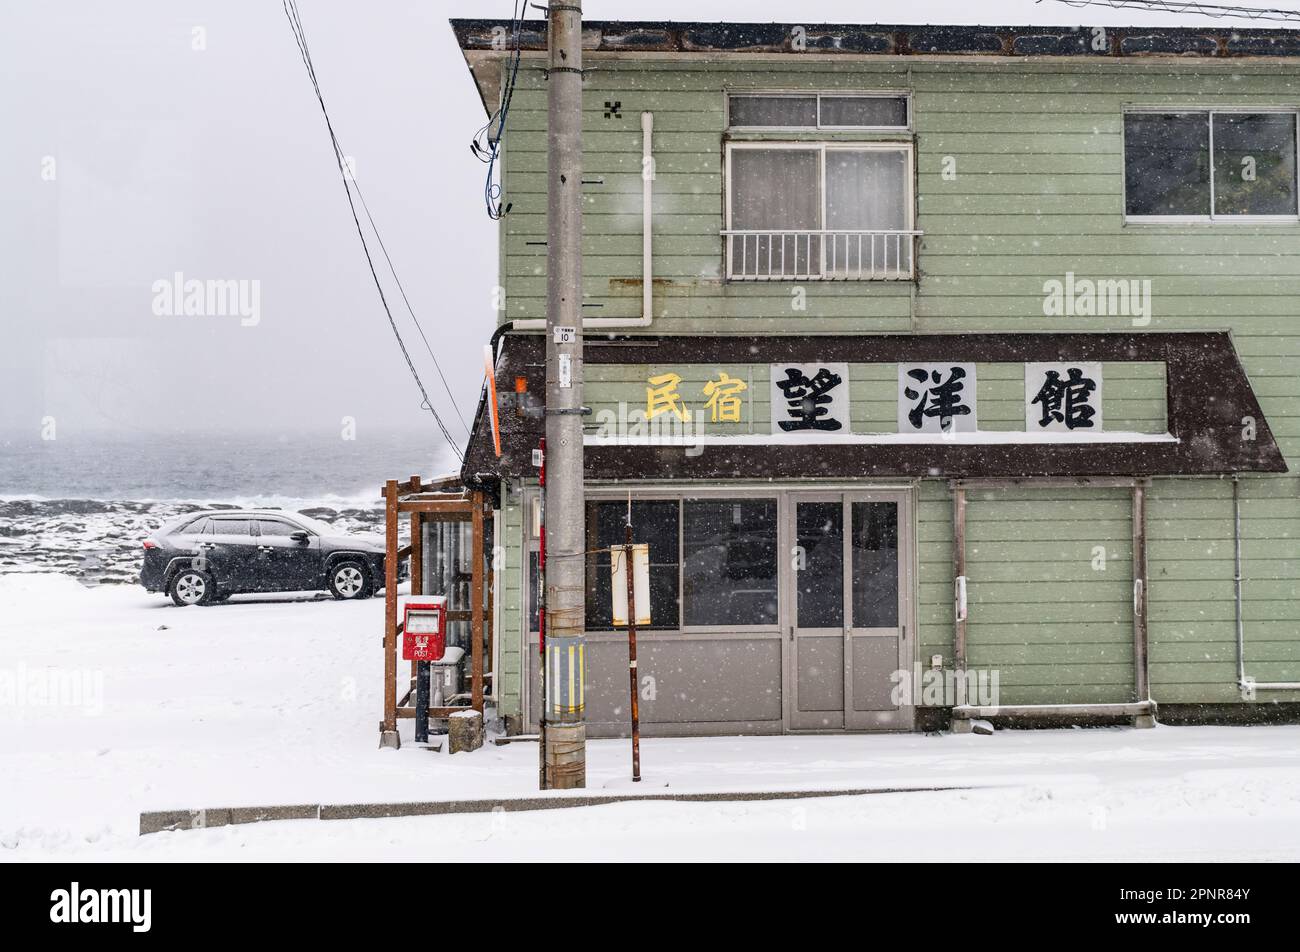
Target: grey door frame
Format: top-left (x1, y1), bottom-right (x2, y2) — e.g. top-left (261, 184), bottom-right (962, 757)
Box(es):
top-left (785, 489), bottom-right (915, 732)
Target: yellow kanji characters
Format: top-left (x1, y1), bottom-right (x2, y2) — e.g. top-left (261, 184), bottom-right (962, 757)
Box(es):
top-left (646, 372), bottom-right (690, 422)
top-left (702, 371), bottom-right (748, 423)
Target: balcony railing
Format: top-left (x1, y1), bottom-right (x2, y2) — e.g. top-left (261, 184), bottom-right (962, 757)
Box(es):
top-left (721, 229), bottom-right (921, 281)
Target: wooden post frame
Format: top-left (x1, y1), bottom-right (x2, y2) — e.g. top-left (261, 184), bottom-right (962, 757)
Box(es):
top-left (378, 478), bottom-right (492, 746)
top-left (948, 477), bottom-right (1157, 729)
top-left (471, 491), bottom-right (485, 714)
top-left (380, 479), bottom-right (401, 749)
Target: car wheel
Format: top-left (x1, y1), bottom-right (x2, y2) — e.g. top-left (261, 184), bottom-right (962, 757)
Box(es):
top-left (328, 560), bottom-right (372, 600)
top-left (169, 568), bottom-right (214, 607)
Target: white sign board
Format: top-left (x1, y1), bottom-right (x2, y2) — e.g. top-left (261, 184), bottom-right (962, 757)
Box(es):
top-left (769, 363), bottom-right (850, 435)
top-left (610, 543), bottom-right (651, 627)
top-left (898, 363), bottom-right (978, 433)
top-left (1025, 362), bottom-right (1103, 432)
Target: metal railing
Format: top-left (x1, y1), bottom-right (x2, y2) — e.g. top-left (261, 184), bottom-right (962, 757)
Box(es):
top-left (721, 229), bottom-right (921, 280)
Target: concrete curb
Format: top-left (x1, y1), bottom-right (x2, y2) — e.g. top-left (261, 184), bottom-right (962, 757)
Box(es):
top-left (139, 784), bottom-right (973, 835)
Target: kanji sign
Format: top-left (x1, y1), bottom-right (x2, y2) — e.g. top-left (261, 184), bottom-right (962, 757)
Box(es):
top-left (769, 363), bottom-right (850, 434)
top-left (1025, 362), bottom-right (1103, 431)
top-left (898, 363), bottom-right (978, 433)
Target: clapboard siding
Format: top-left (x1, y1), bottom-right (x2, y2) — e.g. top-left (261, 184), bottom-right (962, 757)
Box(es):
top-left (490, 54), bottom-right (1300, 713)
top-left (496, 484), bottom-right (526, 718)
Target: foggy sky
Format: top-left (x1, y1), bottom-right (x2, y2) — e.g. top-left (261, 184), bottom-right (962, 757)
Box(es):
top-left (0, 0), bottom-right (1264, 447)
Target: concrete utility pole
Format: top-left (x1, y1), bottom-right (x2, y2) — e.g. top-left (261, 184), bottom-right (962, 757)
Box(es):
top-left (542, 0), bottom-right (586, 788)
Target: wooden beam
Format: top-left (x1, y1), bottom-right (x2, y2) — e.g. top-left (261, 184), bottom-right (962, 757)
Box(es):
top-left (397, 706), bottom-right (478, 719)
top-left (472, 490), bottom-right (486, 714)
top-left (409, 508), bottom-right (424, 684)
top-left (486, 507), bottom-right (495, 681)
top-left (382, 479), bottom-right (400, 737)
top-left (952, 701), bottom-right (1156, 719)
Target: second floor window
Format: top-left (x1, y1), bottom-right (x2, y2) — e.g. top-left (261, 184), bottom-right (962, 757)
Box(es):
top-left (725, 143), bottom-right (915, 280)
top-left (1124, 110), bottom-right (1299, 219)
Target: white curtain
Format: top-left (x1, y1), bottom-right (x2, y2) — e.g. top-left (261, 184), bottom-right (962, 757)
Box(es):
top-left (730, 149), bottom-right (820, 276)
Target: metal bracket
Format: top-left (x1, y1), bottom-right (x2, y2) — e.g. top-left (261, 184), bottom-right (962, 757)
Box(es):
top-left (546, 406), bottom-right (592, 416)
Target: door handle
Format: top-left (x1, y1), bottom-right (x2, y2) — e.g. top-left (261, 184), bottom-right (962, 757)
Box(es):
top-left (196, 542), bottom-right (215, 550)
top-left (258, 545), bottom-right (273, 553)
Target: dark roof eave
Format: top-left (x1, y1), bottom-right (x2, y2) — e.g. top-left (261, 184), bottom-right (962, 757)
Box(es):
top-left (450, 19), bottom-right (1300, 60)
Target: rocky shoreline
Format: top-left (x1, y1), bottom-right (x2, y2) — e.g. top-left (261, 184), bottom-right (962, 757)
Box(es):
top-left (0, 498), bottom-right (387, 586)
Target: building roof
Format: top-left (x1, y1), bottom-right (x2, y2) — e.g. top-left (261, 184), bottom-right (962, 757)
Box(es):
top-left (451, 18), bottom-right (1300, 114)
top-left (451, 19), bottom-right (1300, 59)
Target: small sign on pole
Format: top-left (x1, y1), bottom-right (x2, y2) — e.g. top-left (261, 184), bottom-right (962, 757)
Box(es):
top-left (610, 544), bottom-right (650, 627)
top-left (611, 538), bottom-right (648, 783)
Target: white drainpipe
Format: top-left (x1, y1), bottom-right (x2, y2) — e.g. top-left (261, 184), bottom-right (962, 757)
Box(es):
top-left (1234, 475), bottom-right (1300, 692)
top-left (512, 111), bottom-right (654, 331)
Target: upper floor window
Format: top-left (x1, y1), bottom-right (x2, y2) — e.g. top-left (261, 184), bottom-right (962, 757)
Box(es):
top-left (1124, 110), bottom-right (1299, 220)
top-left (724, 143), bottom-right (916, 280)
top-left (728, 92), bottom-right (910, 130)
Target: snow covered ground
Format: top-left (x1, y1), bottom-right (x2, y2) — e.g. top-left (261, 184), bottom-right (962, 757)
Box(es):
top-left (3, 572), bottom-right (1300, 862)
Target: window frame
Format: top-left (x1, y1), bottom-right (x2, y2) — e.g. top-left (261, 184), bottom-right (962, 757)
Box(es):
top-left (1123, 105), bottom-right (1300, 224)
top-left (723, 140), bottom-right (917, 280)
top-left (726, 90), bottom-right (912, 132)
top-left (526, 490), bottom-right (784, 636)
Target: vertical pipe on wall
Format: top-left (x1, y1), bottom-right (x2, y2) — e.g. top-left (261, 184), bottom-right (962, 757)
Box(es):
top-left (952, 485), bottom-right (967, 675)
top-left (1132, 480), bottom-right (1150, 704)
top-left (1233, 475), bottom-right (1247, 690)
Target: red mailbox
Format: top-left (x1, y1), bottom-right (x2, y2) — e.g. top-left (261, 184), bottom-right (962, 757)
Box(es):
top-left (402, 596), bottom-right (446, 662)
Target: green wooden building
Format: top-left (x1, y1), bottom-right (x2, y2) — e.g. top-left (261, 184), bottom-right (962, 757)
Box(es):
top-left (451, 18), bottom-right (1300, 736)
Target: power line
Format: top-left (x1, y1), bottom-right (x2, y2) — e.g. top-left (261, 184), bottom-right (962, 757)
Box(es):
top-left (1044, 0), bottom-right (1300, 24)
top-left (282, 0), bottom-right (466, 460)
top-left (470, 1), bottom-right (528, 220)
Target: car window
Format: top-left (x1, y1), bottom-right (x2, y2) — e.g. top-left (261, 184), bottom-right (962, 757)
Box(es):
top-left (211, 518), bottom-right (252, 537)
top-left (256, 519), bottom-right (303, 537)
top-left (185, 517), bottom-right (212, 536)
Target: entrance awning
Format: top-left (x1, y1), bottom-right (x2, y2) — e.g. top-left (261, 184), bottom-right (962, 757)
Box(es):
top-left (462, 331), bottom-right (1286, 484)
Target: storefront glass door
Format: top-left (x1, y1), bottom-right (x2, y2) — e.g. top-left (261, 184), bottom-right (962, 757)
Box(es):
top-left (789, 492), bottom-right (912, 730)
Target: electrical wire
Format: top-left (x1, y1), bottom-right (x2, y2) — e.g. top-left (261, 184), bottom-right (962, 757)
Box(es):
top-left (1042, 0), bottom-right (1300, 25)
top-left (470, 0), bottom-right (527, 219)
top-left (283, 0), bottom-right (466, 460)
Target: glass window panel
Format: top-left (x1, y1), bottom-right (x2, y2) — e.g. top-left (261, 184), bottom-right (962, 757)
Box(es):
top-left (825, 150), bottom-right (908, 274)
top-left (212, 518), bottom-right (251, 537)
top-left (820, 95), bottom-right (908, 128)
top-left (730, 148), bottom-right (821, 275)
top-left (1212, 112), bottom-right (1298, 216)
top-left (729, 94), bottom-right (818, 127)
top-left (682, 499), bottom-right (778, 627)
top-left (584, 500), bottom-right (680, 630)
top-left (1124, 113), bottom-right (1211, 216)
top-left (796, 501), bottom-right (843, 629)
top-left (527, 549), bottom-right (540, 633)
top-left (256, 519), bottom-right (298, 537)
top-left (851, 502), bottom-right (899, 628)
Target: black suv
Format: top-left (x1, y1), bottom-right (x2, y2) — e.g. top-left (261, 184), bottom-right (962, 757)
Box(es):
top-left (140, 510), bottom-right (390, 606)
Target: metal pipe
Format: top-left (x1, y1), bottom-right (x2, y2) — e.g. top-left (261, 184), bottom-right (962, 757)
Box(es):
top-left (1233, 475), bottom-right (1246, 689)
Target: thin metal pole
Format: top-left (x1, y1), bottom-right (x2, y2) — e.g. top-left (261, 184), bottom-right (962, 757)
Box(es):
top-left (542, 0), bottom-right (587, 788)
top-left (624, 520), bottom-right (641, 783)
